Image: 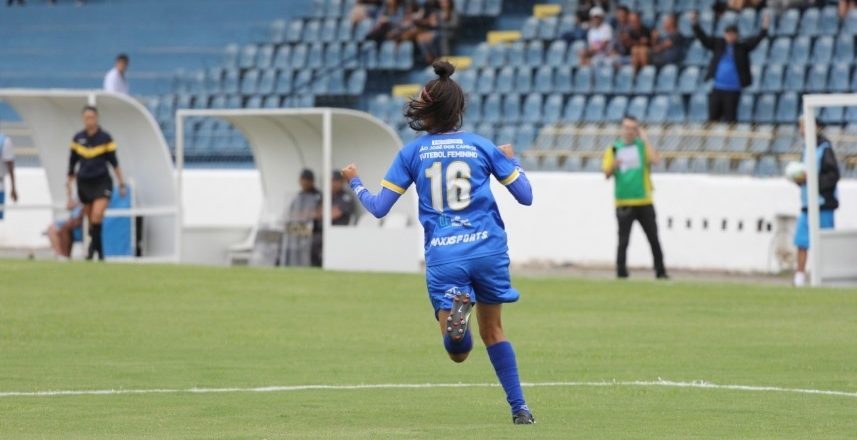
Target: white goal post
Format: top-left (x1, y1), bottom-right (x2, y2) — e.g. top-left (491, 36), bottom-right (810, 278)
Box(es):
top-left (801, 94), bottom-right (857, 287)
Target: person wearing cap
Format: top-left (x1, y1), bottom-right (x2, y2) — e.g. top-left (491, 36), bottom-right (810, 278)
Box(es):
top-left (579, 6), bottom-right (614, 66)
top-left (331, 170), bottom-right (357, 226)
top-left (692, 11), bottom-right (769, 123)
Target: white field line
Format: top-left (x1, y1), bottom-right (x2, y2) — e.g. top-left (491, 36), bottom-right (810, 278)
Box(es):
top-left (1, 379), bottom-right (856, 399)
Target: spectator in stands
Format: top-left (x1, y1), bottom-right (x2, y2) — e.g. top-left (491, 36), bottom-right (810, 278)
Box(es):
top-left (67, 106), bottom-right (127, 261)
top-left (0, 128), bottom-right (18, 220)
top-left (351, 0), bottom-right (383, 25)
top-left (331, 171), bottom-right (357, 226)
top-left (366, 0), bottom-right (404, 43)
top-left (285, 169), bottom-right (322, 266)
top-left (574, 0), bottom-right (610, 23)
top-left (103, 53), bottom-right (130, 95)
top-left (620, 11), bottom-right (651, 70)
top-left (46, 200), bottom-right (83, 260)
top-left (6, 0), bottom-right (24, 5)
top-left (792, 117), bottom-right (840, 287)
top-left (841, 0), bottom-right (857, 17)
top-left (692, 11), bottom-right (769, 123)
top-left (602, 116), bottom-right (668, 280)
top-left (609, 5), bottom-right (632, 49)
top-left (635, 13), bottom-right (685, 69)
top-left (579, 7), bottom-right (614, 66)
top-left (416, 0), bottom-right (458, 63)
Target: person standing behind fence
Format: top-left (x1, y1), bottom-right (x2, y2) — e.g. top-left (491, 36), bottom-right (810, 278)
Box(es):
top-left (792, 117), bottom-right (839, 287)
top-left (602, 116), bottom-right (668, 279)
top-left (691, 11), bottom-right (768, 123)
top-left (67, 106), bottom-right (127, 261)
top-left (0, 129), bottom-right (18, 220)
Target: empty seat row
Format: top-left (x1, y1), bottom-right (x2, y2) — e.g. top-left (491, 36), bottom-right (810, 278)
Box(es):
top-left (224, 40), bottom-right (412, 71)
top-left (180, 68), bottom-right (366, 96)
top-left (270, 16), bottom-right (374, 45)
top-left (748, 62), bottom-right (857, 94)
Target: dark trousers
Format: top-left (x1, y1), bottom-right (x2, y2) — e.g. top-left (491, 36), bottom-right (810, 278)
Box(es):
top-left (708, 88), bottom-right (741, 123)
top-left (616, 204), bottom-right (667, 278)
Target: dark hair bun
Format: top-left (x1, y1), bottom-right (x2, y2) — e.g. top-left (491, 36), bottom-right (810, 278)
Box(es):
top-left (432, 60), bottom-right (455, 80)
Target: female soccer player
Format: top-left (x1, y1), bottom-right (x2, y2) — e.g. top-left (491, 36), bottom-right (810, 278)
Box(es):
top-left (67, 106), bottom-right (127, 261)
top-left (340, 60), bottom-right (535, 424)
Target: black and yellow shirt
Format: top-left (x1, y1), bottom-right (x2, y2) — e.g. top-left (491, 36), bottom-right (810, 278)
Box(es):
top-left (68, 128), bottom-right (118, 180)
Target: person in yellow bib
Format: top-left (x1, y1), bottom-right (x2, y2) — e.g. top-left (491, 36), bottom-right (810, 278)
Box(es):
top-left (602, 116), bottom-right (668, 279)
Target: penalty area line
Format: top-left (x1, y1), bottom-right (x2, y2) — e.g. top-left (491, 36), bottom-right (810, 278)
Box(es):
top-left (0, 379), bottom-right (856, 399)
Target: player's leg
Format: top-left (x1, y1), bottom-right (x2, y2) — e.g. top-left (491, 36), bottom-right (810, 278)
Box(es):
top-left (637, 205), bottom-right (668, 278)
top-left (471, 255), bottom-right (534, 424)
top-left (708, 90), bottom-right (724, 122)
top-left (723, 91), bottom-right (740, 123)
top-left (426, 263), bottom-right (474, 363)
top-left (88, 197), bottom-right (109, 260)
top-left (616, 207), bottom-right (634, 278)
top-left (793, 211), bottom-right (809, 286)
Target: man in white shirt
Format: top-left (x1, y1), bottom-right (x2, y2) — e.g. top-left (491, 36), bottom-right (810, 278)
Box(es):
top-left (579, 7), bottom-right (613, 66)
top-left (103, 53), bottom-right (130, 95)
top-left (0, 132), bottom-right (18, 220)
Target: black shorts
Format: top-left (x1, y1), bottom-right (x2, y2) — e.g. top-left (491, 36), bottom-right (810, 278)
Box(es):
top-left (77, 175), bottom-right (113, 204)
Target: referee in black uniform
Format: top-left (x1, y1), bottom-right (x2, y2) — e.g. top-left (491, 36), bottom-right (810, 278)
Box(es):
top-left (66, 106), bottom-right (126, 261)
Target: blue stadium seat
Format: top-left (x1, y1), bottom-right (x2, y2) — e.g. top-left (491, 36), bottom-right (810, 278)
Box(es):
top-left (758, 155), bottom-right (780, 176)
top-left (466, 0), bottom-right (485, 16)
top-left (754, 94), bottom-right (776, 123)
top-left (583, 94), bottom-right (606, 122)
top-left (286, 18), bottom-right (304, 43)
top-left (496, 67), bottom-right (514, 94)
top-left (558, 14), bottom-right (576, 37)
top-left (761, 65), bottom-right (784, 92)
top-left (354, 17), bottom-right (373, 40)
top-left (378, 41), bottom-right (396, 69)
top-left (338, 17), bottom-right (354, 42)
top-left (263, 95), bottom-right (281, 109)
top-left (209, 95), bottom-right (225, 109)
top-left (776, 92), bottom-right (798, 123)
top-left (845, 106), bottom-right (857, 123)
top-left (291, 44), bottom-right (309, 67)
top-left (188, 71), bottom-right (206, 94)
top-left (239, 45), bottom-right (258, 69)
top-left (307, 43), bottom-right (325, 69)
top-left (689, 156), bottom-right (710, 173)
top-left (477, 68), bottom-right (496, 94)
top-left (223, 44), bottom-right (240, 67)
top-left (820, 106), bottom-right (844, 124)
top-left (396, 42), bottom-right (413, 70)
top-left (806, 64), bottom-right (829, 92)
top-left (273, 45), bottom-right (291, 69)
top-left (658, 0), bottom-right (676, 14)
top-left (312, 72), bottom-right (331, 95)
top-left (539, 16), bottom-right (559, 40)
top-left (668, 157), bottom-right (690, 173)
top-left (270, 19), bottom-right (287, 45)
top-left (503, 94), bottom-right (522, 123)
top-left (324, 43), bottom-right (342, 68)
top-left (495, 124), bottom-right (517, 146)
top-left (543, 94), bottom-right (563, 124)
top-left (605, 95), bottom-right (628, 122)
top-left (521, 17), bottom-right (539, 40)
top-left (614, 65), bottom-right (634, 94)
top-left (775, 9), bottom-right (799, 36)
top-left (768, 37), bottom-right (791, 64)
top-left (515, 124), bottom-right (537, 150)
top-left (634, 66), bottom-right (656, 94)
top-left (738, 94), bottom-right (754, 122)
top-left (293, 69), bottom-right (313, 94)
top-left (342, 43), bottom-right (359, 69)
top-left (834, 34), bottom-right (855, 63)
top-left (647, 95), bottom-right (669, 123)
top-left (321, 18), bottom-right (338, 42)
top-left (256, 44), bottom-right (275, 68)
top-left (746, 64), bottom-right (762, 93)
top-left (482, 94), bottom-right (501, 123)
top-left (593, 65), bottom-right (614, 94)
top-left (507, 42), bottom-right (525, 65)
top-left (522, 93), bottom-right (543, 123)
top-left (563, 95), bottom-right (586, 122)
top-left (275, 70), bottom-right (292, 94)
top-left (784, 64), bottom-right (805, 91)
top-left (800, 8), bottom-right (821, 36)
top-left (665, 95), bottom-right (686, 123)
top-left (812, 36), bottom-right (834, 64)
top-left (688, 93), bottom-right (708, 122)
top-left (466, 94), bottom-right (482, 123)
top-left (790, 36), bottom-right (811, 64)
top-left (328, 70), bottom-right (346, 94)
top-left (568, 40), bottom-right (585, 65)
top-left (820, 5), bottom-right (840, 35)
top-left (485, 0), bottom-right (502, 16)
top-left (533, 67), bottom-right (553, 94)
top-left (655, 64), bottom-right (678, 93)
top-left (303, 19), bottom-right (322, 41)
top-left (457, 69), bottom-right (477, 93)
top-left (223, 69), bottom-right (240, 94)
top-left (684, 40), bottom-right (708, 65)
top-left (738, 8), bottom-right (757, 36)
top-left (750, 38), bottom-right (768, 65)
top-left (476, 123), bottom-right (496, 142)
top-left (846, 9), bottom-right (857, 34)
top-left (626, 96), bottom-right (648, 121)
top-left (829, 63), bottom-right (851, 92)
top-left (545, 40), bottom-right (567, 67)
top-left (716, 11), bottom-right (739, 35)
top-left (192, 94), bottom-right (209, 109)
top-left (257, 69), bottom-right (276, 94)
top-left (205, 68), bottom-right (223, 93)
top-left (525, 41), bottom-right (544, 66)
top-left (574, 66), bottom-right (593, 93)
top-left (487, 43), bottom-right (506, 68)
top-left (563, 156), bottom-right (583, 172)
top-left (532, 129), bottom-right (555, 150)
top-left (515, 67), bottom-right (533, 93)
top-left (245, 95), bottom-right (263, 108)
top-left (555, 67), bottom-right (573, 93)
top-left (677, 66), bottom-right (700, 94)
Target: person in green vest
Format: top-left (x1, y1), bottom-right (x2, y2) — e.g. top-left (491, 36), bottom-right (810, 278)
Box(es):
top-left (601, 116), bottom-right (668, 279)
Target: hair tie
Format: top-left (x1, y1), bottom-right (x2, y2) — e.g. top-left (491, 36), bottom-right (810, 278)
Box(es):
top-left (421, 87), bottom-right (433, 103)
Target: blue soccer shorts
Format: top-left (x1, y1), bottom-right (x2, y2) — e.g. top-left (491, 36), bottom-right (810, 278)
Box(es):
top-left (793, 210), bottom-right (835, 250)
top-left (425, 253), bottom-right (520, 317)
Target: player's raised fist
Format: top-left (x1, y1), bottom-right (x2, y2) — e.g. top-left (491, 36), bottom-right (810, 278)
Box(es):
top-left (341, 163), bottom-right (359, 181)
top-left (498, 144), bottom-right (515, 159)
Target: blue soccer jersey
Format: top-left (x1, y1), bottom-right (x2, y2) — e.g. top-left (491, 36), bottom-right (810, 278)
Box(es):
top-left (379, 131), bottom-right (522, 266)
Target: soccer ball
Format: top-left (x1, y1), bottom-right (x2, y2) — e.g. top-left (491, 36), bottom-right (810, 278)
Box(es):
top-left (784, 161), bottom-right (806, 182)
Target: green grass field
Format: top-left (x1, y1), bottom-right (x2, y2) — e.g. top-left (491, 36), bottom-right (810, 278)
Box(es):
top-left (2, 261), bottom-right (857, 439)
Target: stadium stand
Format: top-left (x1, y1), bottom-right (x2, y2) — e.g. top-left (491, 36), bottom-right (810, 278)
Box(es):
top-left (1, 0), bottom-right (856, 178)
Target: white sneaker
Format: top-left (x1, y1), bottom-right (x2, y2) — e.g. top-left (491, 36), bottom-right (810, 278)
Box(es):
top-left (793, 272), bottom-right (807, 287)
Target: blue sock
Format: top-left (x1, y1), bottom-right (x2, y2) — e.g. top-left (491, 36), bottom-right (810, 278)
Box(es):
top-left (443, 329), bottom-right (473, 355)
top-left (486, 341), bottom-right (528, 414)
